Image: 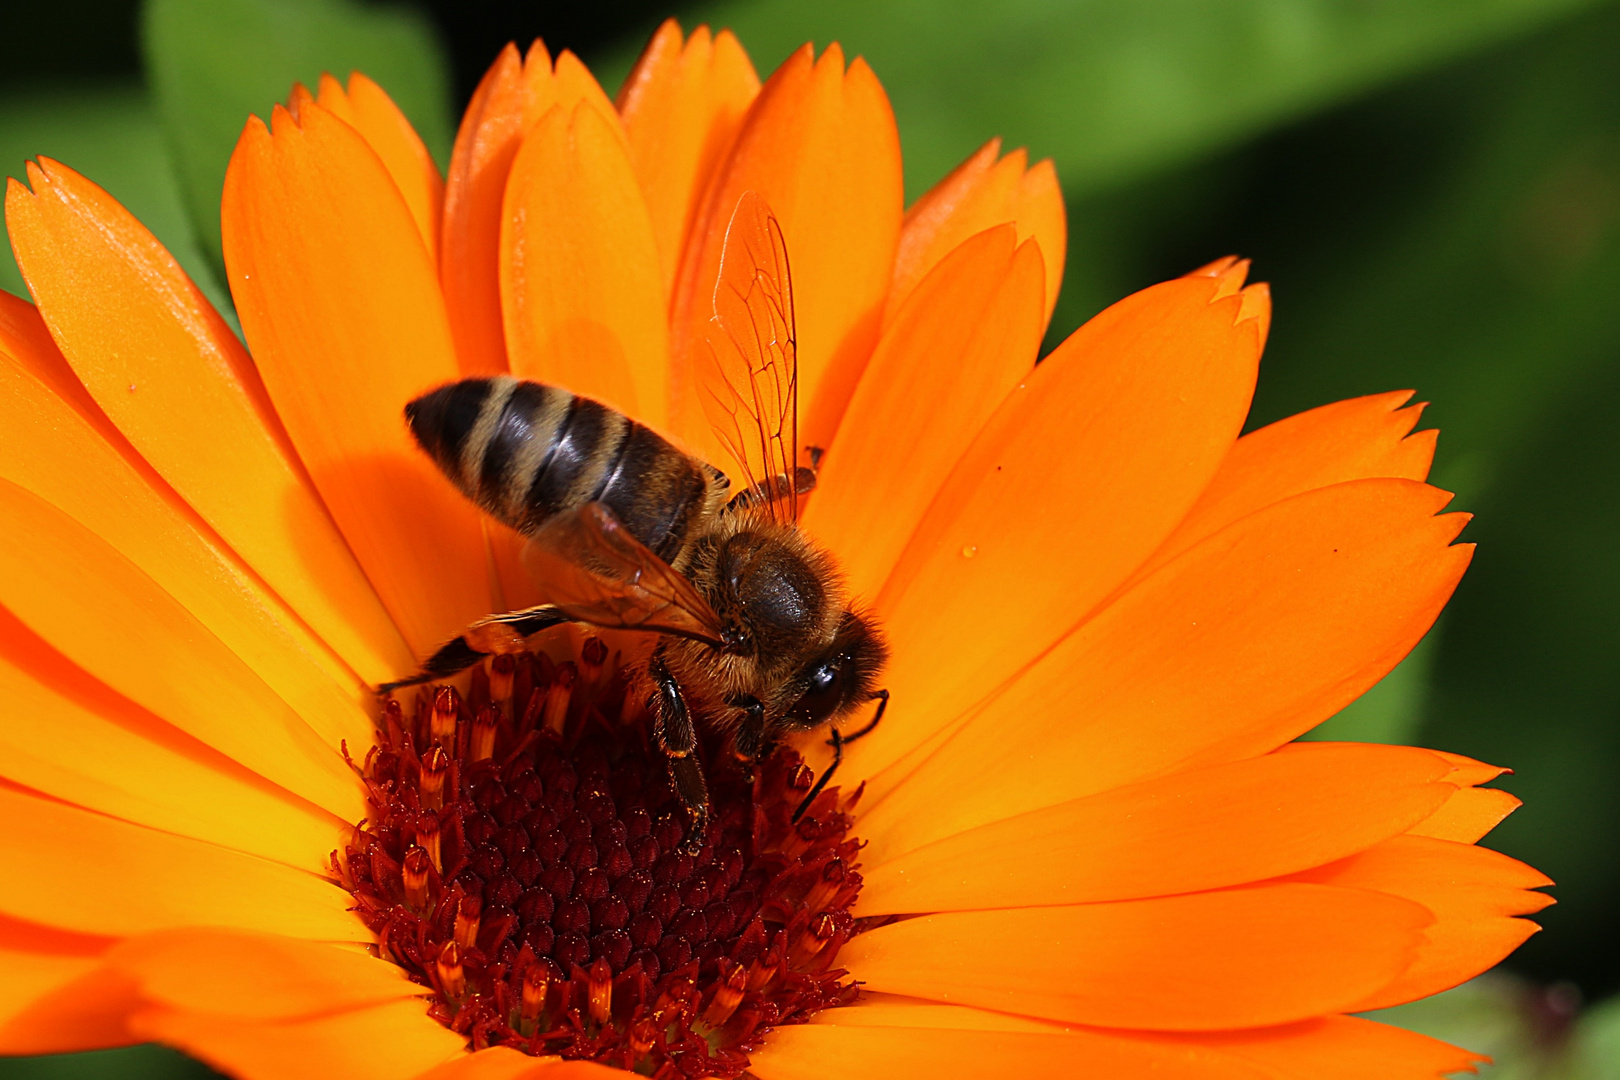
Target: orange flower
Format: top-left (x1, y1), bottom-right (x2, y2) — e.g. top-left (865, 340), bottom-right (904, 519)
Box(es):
top-left (0, 18), bottom-right (1548, 1080)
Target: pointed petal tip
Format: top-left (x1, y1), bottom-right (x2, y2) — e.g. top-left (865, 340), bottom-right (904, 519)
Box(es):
top-left (267, 102), bottom-right (299, 136)
top-left (1188, 254), bottom-right (1242, 278)
top-left (22, 158), bottom-right (49, 192)
top-left (1213, 258), bottom-right (1252, 297)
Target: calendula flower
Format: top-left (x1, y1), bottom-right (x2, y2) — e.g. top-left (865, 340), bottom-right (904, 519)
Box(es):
top-left (0, 17), bottom-right (1549, 1080)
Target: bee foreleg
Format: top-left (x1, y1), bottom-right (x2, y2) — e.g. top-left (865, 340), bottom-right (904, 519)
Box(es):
top-left (649, 652), bottom-right (711, 854)
top-left (730, 696), bottom-right (766, 763)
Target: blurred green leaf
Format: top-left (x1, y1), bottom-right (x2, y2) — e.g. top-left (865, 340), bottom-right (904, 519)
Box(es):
top-left (597, 0), bottom-right (1605, 199)
top-left (1568, 994), bottom-right (1620, 1078)
top-left (1426, 352), bottom-right (1620, 991)
top-left (1301, 630), bottom-right (1438, 745)
top-left (1362, 980), bottom-right (1620, 1079)
top-left (1366, 975), bottom-right (1547, 1079)
top-left (0, 82), bottom-right (230, 316)
top-left (141, 0), bottom-right (453, 267)
top-left (0, 1045), bottom-right (218, 1080)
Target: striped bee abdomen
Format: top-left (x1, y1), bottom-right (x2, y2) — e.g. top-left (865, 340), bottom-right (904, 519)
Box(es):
top-left (405, 377), bottom-right (726, 565)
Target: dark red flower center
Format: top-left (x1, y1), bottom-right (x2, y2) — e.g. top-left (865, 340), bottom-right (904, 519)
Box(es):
top-left (336, 640), bottom-right (863, 1077)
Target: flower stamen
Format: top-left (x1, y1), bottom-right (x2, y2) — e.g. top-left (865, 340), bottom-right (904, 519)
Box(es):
top-left (341, 640), bottom-right (866, 1075)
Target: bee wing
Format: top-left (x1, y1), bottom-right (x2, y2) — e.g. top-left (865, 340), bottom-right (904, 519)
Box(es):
top-left (520, 502), bottom-right (726, 647)
top-left (700, 190), bottom-right (801, 522)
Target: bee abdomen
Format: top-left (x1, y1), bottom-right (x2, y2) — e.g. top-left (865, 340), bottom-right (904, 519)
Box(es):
top-left (406, 376), bottom-right (724, 564)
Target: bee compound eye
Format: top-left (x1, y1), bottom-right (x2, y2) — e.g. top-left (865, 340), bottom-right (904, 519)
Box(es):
top-left (786, 659), bottom-right (844, 729)
top-left (809, 661), bottom-right (838, 692)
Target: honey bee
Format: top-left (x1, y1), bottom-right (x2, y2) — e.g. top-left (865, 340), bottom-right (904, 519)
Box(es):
top-left (388, 192), bottom-right (888, 849)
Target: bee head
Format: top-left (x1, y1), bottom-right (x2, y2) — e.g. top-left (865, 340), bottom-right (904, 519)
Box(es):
top-left (776, 611), bottom-right (888, 733)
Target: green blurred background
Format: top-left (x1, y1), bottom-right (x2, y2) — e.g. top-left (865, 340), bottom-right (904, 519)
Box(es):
top-left (3, 0), bottom-right (1619, 1076)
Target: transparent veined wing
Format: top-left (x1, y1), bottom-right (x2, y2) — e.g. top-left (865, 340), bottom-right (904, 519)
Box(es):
top-left (520, 502), bottom-right (726, 646)
top-left (700, 190), bottom-right (803, 522)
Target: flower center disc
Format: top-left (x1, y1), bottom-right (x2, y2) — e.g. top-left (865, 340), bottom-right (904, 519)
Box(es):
top-left (338, 640), bottom-right (864, 1076)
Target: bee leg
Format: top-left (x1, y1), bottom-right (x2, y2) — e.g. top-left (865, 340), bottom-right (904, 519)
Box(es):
top-left (377, 637), bottom-right (489, 694)
top-left (649, 652), bottom-right (711, 855)
top-left (792, 726), bottom-right (843, 824)
top-left (725, 468), bottom-right (818, 512)
top-left (375, 605), bottom-right (570, 695)
top-left (731, 696), bottom-right (765, 765)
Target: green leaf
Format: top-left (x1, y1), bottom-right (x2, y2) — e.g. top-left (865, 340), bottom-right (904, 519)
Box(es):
top-left (595, 0), bottom-right (1606, 200)
top-left (0, 1044), bottom-right (220, 1080)
top-left (0, 82), bottom-right (230, 318)
top-left (141, 0), bottom-right (453, 267)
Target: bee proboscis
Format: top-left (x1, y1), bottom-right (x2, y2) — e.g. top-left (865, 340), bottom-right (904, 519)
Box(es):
top-left (390, 191), bottom-right (889, 849)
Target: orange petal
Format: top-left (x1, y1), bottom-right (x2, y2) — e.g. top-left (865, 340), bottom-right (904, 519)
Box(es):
top-left (859, 479), bottom-right (1471, 864)
top-left (109, 929), bottom-right (425, 1021)
top-left (440, 45), bottom-right (525, 375)
top-left (1164, 1015), bottom-right (1484, 1080)
top-left (617, 20), bottom-right (760, 298)
top-left (1290, 834), bottom-right (1554, 1012)
top-left (750, 1000), bottom-right (1273, 1080)
top-left (0, 309), bottom-right (374, 762)
top-left (520, 1065), bottom-right (633, 1080)
top-left (888, 138), bottom-right (1066, 330)
top-left (0, 915), bottom-right (126, 1055)
top-left (0, 479), bottom-right (365, 822)
top-left (525, 48), bottom-right (621, 131)
top-left (7, 158), bottom-right (413, 686)
top-left (0, 783), bottom-right (362, 939)
top-left (837, 882), bottom-right (1429, 1030)
top-left (804, 226), bottom-right (1043, 603)
top-left (0, 282), bottom-right (86, 402)
top-left (440, 44), bottom-right (621, 376)
top-left (1426, 749), bottom-right (1508, 786)
top-left (131, 998), bottom-right (463, 1080)
top-left (0, 952), bottom-right (135, 1054)
top-left (418, 1054), bottom-right (629, 1080)
top-left (316, 73), bottom-right (444, 262)
top-left (500, 101), bottom-right (667, 425)
top-left (413, 1048), bottom-right (550, 1080)
top-left (0, 607), bottom-right (345, 873)
top-left (1135, 390), bottom-right (1436, 584)
top-left (224, 103), bottom-right (495, 657)
top-left (669, 43), bottom-right (902, 462)
top-left (857, 743), bottom-right (1458, 914)
top-left (852, 273), bottom-right (1262, 784)
top-left (1189, 260), bottom-right (1273, 348)
top-left (1410, 786), bottom-right (1521, 843)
